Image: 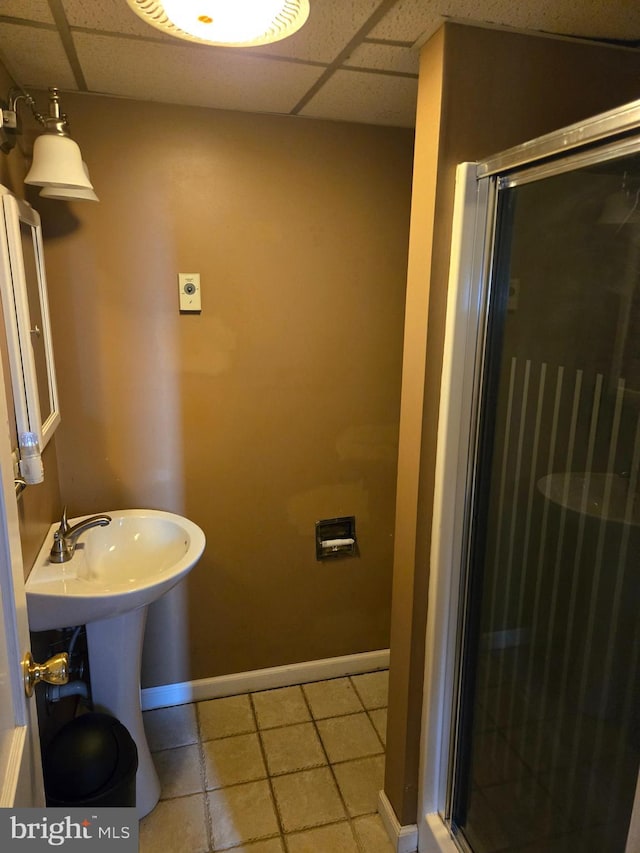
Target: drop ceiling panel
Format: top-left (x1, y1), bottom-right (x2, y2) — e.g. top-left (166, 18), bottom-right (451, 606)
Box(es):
top-left (368, 0), bottom-right (444, 42)
top-left (0, 23), bottom-right (77, 90)
top-left (370, 0), bottom-right (640, 43)
top-left (248, 0), bottom-right (382, 63)
top-left (1, 0), bottom-right (640, 129)
top-left (0, 1), bottom-right (54, 25)
top-left (74, 33), bottom-right (326, 114)
top-left (299, 69), bottom-right (417, 127)
top-left (344, 43), bottom-right (419, 75)
top-left (61, 0), bottom-right (173, 39)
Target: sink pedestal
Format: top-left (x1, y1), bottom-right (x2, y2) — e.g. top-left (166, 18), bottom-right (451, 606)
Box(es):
top-left (86, 607), bottom-right (160, 818)
top-left (25, 509), bottom-right (206, 818)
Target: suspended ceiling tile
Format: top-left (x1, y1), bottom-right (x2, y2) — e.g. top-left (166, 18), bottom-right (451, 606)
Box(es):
top-left (368, 0), bottom-right (443, 43)
top-left (0, 23), bottom-right (77, 90)
top-left (0, 1), bottom-right (54, 24)
top-left (73, 33), bottom-right (326, 114)
top-left (299, 69), bottom-right (417, 127)
top-left (466, 0), bottom-right (640, 40)
top-left (370, 0), bottom-right (640, 44)
top-left (248, 0), bottom-right (382, 63)
top-left (61, 0), bottom-right (173, 39)
top-left (344, 42), bottom-right (420, 75)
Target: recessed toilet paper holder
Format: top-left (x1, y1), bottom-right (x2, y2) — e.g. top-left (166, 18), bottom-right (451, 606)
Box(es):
top-left (315, 516), bottom-right (357, 560)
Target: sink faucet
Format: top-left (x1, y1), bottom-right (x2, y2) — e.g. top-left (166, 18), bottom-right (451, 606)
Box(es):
top-left (49, 507), bottom-right (112, 563)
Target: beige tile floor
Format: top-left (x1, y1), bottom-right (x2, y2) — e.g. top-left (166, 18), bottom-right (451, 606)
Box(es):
top-left (141, 671), bottom-right (394, 853)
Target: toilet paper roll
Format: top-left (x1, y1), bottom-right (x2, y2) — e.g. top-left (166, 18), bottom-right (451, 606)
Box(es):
top-left (321, 538), bottom-right (355, 548)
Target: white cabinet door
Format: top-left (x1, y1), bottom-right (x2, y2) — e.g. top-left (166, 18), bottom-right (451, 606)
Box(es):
top-left (0, 338), bottom-right (43, 807)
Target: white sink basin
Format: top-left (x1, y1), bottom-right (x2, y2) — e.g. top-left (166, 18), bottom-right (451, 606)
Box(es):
top-left (25, 508), bottom-right (206, 818)
top-left (26, 509), bottom-right (206, 631)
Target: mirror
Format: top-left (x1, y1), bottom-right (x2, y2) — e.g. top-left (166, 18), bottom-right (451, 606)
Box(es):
top-left (0, 188), bottom-right (60, 454)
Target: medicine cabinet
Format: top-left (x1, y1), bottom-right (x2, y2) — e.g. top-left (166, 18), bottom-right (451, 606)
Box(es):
top-left (0, 187), bottom-right (60, 457)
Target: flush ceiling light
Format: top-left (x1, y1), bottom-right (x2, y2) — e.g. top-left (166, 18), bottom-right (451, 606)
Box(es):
top-left (126, 0), bottom-right (310, 47)
top-left (1, 87), bottom-right (96, 196)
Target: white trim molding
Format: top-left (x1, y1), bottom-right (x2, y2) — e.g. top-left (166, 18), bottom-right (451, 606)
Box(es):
top-left (420, 814), bottom-right (459, 853)
top-left (416, 163), bottom-right (492, 853)
top-left (378, 789), bottom-right (418, 853)
top-left (141, 648), bottom-right (389, 711)
top-left (417, 163), bottom-right (491, 824)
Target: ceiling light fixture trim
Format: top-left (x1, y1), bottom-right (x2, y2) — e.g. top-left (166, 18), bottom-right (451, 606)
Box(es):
top-left (125, 0), bottom-right (310, 47)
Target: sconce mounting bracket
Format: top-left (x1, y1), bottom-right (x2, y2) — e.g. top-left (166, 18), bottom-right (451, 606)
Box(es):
top-left (0, 102), bottom-right (18, 154)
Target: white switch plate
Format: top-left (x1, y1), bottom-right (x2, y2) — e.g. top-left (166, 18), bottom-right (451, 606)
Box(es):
top-left (178, 273), bottom-right (201, 312)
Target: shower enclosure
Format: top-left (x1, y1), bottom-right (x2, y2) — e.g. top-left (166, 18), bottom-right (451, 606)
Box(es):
top-left (420, 101), bottom-right (640, 853)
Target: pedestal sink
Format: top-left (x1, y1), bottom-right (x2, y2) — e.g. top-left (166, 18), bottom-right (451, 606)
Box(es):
top-left (25, 509), bottom-right (206, 818)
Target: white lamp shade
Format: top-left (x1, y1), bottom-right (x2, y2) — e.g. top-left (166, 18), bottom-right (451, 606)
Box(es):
top-left (40, 161), bottom-right (99, 201)
top-left (24, 134), bottom-right (94, 189)
top-left (39, 184), bottom-right (99, 202)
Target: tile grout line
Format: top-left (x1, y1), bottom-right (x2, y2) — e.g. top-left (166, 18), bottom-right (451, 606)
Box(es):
top-left (349, 673), bottom-right (388, 752)
top-left (299, 682), bottom-right (367, 853)
top-left (142, 675), bottom-right (389, 853)
top-left (262, 683), bottom-right (346, 849)
top-left (193, 701), bottom-right (216, 853)
top-left (349, 676), bottom-right (388, 752)
top-left (248, 690), bottom-right (290, 852)
top-left (347, 675), bottom-right (389, 851)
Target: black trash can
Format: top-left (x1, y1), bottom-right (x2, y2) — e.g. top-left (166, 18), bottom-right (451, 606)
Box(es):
top-left (44, 712), bottom-right (138, 808)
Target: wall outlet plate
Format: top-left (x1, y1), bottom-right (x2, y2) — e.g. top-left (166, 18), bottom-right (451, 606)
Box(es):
top-left (179, 273), bottom-right (201, 312)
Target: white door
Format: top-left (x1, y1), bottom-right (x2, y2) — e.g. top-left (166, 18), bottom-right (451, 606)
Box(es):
top-left (0, 337), bottom-right (44, 807)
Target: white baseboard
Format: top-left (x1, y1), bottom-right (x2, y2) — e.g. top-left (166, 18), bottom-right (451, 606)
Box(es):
top-left (378, 790), bottom-right (418, 853)
top-left (141, 648), bottom-right (390, 711)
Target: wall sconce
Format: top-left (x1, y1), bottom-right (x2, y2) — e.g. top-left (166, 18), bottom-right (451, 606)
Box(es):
top-left (0, 87), bottom-right (97, 201)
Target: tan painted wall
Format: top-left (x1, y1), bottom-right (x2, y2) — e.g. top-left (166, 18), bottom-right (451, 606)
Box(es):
top-left (35, 94), bottom-right (414, 686)
top-left (385, 23), bottom-right (640, 826)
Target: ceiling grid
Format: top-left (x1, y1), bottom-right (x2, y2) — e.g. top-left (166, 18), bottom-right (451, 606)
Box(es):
top-left (0, 0), bottom-right (638, 127)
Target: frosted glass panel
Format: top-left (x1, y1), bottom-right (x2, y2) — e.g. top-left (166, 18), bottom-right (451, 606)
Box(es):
top-left (452, 155), bottom-right (640, 853)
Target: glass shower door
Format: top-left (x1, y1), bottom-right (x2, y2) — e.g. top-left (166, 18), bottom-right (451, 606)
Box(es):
top-left (449, 149), bottom-right (640, 853)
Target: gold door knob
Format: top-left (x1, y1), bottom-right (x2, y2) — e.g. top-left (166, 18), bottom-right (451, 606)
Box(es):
top-left (22, 651), bottom-right (69, 698)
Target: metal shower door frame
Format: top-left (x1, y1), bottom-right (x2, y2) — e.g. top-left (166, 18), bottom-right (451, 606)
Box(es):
top-left (417, 100), bottom-right (640, 853)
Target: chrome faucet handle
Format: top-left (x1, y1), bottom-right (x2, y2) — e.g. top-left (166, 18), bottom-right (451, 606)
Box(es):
top-left (50, 528), bottom-right (72, 563)
top-left (59, 505), bottom-right (70, 535)
top-left (50, 506), bottom-right (74, 563)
